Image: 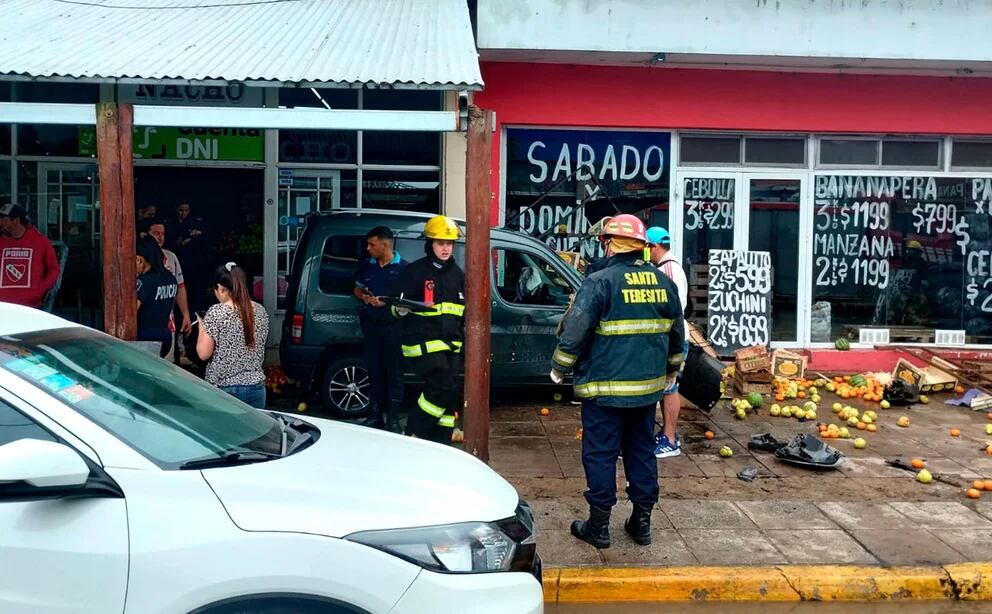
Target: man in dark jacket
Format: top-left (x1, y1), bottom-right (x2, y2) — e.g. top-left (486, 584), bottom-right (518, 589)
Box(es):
top-left (393, 215), bottom-right (465, 444)
top-left (551, 214), bottom-right (685, 549)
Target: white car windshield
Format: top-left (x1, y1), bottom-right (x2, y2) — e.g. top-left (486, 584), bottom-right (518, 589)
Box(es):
top-left (0, 328), bottom-right (282, 468)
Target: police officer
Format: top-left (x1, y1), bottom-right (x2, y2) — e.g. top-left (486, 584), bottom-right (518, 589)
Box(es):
top-left (353, 226), bottom-right (408, 432)
top-left (393, 215), bottom-right (465, 444)
top-left (551, 214), bottom-right (685, 549)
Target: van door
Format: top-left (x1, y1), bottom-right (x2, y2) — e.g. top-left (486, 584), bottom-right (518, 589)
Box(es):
top-left (490, 246), bottom-right (576, 381)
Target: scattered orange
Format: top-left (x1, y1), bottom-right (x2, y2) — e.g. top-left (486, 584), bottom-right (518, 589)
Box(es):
top-left (985, 480), bottom-right (992, 492)
top-left (973, 480), bottom-right (986, 491)
top-left (704, 430), bottom-right (715, 440)
top-left (950, 428), bottom-right (961, 437)
top-left (856, 422), bottom-right (867, 430)
top-left (967, 488), bottom-right (982, 499)
top-left (798, 391), bottom-right (806, 399)
top-left (866, 424), bottom-right (877, 432)
top-left (955, 385), bottom-right (966, 395)
top-left (987, 445), bottom-right (992, 456)
top-left (775, 393), bottom-right (785, 402)
top-left (911, 458), bottom-right (926, 469)
top-left (987, 412), bottom-right (992, 421)
top-left (539, 407), bottom-right (550, 416)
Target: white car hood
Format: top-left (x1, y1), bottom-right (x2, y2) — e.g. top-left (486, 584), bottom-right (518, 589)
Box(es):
top-left (202, 417), bottom-right (520, 537)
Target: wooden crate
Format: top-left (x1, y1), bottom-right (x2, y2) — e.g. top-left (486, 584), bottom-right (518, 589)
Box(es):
top-left (733, 371), bottom-right (772, 395)
top-left (735, 345), bottom-right (771, 373)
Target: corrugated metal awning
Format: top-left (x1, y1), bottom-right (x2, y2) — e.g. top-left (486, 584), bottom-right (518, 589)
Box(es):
top-left (0, 0), bottom-right (483, 90)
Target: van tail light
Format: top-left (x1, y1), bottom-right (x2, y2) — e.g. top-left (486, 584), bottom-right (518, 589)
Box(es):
top-left (290, 314), bottom-right (304, 344)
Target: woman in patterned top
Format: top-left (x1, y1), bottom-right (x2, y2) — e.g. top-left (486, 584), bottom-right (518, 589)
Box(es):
top-left (196, 262), bottom-right (269, 408)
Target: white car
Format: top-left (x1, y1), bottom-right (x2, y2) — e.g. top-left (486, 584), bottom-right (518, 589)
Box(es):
top-left (0, 303), bottom-right (543, 614)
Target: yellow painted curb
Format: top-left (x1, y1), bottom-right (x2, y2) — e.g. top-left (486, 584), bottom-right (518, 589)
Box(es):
top-left (547, 565), bottom-right (992, 602)
top-left (944, 563), bottom-right (992, 600)
top-left (554, 567), bottom-right (799, 602)
top-left (777, 565), bottom-right (953, 601)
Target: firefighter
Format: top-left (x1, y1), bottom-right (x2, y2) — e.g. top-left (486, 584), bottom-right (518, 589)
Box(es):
top-left (392, 215), bottom-right (465, 444)
top-left (551, 213), bottom-right (685, 549)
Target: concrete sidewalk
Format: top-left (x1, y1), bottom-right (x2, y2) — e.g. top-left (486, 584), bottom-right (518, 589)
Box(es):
top-left (490, 398), bottom-right (992, 570)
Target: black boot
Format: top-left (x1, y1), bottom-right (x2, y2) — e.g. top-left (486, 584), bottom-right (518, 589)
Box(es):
top-left (624, 503), bottom-right (653, 546)
top-left (385, 401), bottom-right (403, 433)
top-left (361, 403), bottom-right (383, 429)
top-left (570, 505), bottom-right (611, 549)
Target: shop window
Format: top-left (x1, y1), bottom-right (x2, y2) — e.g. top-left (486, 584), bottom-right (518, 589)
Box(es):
top-left (279, 88), bottom-right (358, 110)
top-left (362, 89), bottom-right (442, 111)
top-left (744, 137), bottom-right (806, 165)
top-left (491, 249), bottom-right (572, 308)
top-left (749, 178), bottom-right (802, 342)
top-left (811, 174), bottom-right (992, 344)
top-left (819, 139), bottom-right (879, 166)
top-left (318, 235), bottom-right (366, 296)
top-left (363, 130), bottom-right (439, 166)
top-left (952, 141), bottom-right (992, 169)
top-left (0, 163), bottom-right (10, 203)
top-left (504, 128), bottom-right (672, 262)
top-left (362, 170), bottom-right (440, 213)
top-left (680, 136), bottom-right (741, 164)
top-left (279, 129), bottom-right (358, 164)
top-left (881, 140), bottom-right (940, 168)
top-left (681, 176), bottom-right (735, 270)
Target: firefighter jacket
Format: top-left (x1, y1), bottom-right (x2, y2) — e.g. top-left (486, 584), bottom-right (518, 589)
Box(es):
top-left (551, 252), bottom-right (686, 408)
top-left (393, 254), bottom-right (465, 358)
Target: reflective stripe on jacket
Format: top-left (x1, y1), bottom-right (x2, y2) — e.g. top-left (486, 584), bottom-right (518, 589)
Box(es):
top-left (394, 254), bottom-right (465, 356)
top-left (551, 252), bottom-right (686, 408)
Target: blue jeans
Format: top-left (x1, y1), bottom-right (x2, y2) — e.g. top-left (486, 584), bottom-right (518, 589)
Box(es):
top-left (220, 384), bottom-right (266, 408)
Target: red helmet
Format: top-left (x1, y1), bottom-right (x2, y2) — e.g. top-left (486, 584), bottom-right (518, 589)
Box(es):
top-left (602, 214), bottom-right (647, 242)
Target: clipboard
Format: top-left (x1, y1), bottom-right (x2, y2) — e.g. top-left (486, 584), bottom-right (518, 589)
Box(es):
top-left (379, 296), bottom-right (438, 313)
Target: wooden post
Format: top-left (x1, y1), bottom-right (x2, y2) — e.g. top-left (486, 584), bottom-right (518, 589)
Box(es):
top-left (95, 102), bottom-right (137, 340)
top-left (463, 106), bottom-right (493, 462)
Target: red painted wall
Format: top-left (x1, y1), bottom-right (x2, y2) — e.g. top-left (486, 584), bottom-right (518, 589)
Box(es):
top-left (475, 61), bottom-right (992, 223)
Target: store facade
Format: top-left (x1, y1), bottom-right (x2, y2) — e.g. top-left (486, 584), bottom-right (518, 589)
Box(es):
top-left (0, 0), bottom-right (479, 345)
top-left (475, 62), bottom-right (992, 349)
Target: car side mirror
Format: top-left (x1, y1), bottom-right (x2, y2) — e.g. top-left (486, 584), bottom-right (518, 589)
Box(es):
top-left (0, 439), bottom-right (90, 490)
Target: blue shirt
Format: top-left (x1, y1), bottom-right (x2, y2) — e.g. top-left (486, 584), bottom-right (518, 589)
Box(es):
top-left (355, 252), bottom-right (407, 321)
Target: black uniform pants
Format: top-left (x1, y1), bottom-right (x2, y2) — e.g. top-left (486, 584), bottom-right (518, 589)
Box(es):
top-left (581, 400), bottom-right (659, 509)
top-left (361, 318), bottom-right (402, 423)
top-left (406, 350), bottom-right (462, 444)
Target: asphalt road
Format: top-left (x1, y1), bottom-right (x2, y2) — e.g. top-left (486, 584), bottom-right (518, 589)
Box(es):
top-left (546, 602), bottom-right (990, 613)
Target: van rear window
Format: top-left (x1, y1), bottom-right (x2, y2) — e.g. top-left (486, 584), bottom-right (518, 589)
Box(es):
top-left (319, 236), bottom-right (366, 295)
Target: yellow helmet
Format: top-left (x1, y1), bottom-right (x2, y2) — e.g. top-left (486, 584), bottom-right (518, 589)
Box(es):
top-left (423, 215), bottom-right (461, 240)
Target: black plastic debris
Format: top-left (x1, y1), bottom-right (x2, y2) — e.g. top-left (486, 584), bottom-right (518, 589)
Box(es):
top-left (737, 467), bottom-right (760, 482)
top-left (883, 379), bottom-right (920, 406)
top-left (773, 433), bottom-right (844, 470)
top-left (748, 433), bottom-right (786, 453)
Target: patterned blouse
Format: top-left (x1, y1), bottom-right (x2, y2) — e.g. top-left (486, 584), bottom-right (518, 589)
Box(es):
top-left (203, 302), bottom-right (269, 387)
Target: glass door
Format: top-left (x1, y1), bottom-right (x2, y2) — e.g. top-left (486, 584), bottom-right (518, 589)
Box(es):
top-left (742, 173), bottom-right (810, 345)
top-left (37, 162), bottom-right (102, 327)
top-left (672, 172), bottom-right (744, 325)
top-left (276, 169), bottom-right (341, 310)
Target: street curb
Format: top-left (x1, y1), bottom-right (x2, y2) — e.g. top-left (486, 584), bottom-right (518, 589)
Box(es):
top-left (543, 564), bottom-right (992, 602)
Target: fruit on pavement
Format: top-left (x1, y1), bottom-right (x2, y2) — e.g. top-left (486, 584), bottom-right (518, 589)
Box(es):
top-left (746, 392), bottom-right (763, 408)
top-left (920, 395), bottom-right (930, 404)
top-left (986, 424), bottom-right (992, 436)
top-left (735, 408), bottom-right (747, 420)
top-left (853, 438), bottom-right (867, 449)
top-left (866, 424), bottom-right (877, 432)
top-left (540, 407), bottom-right (550, 416)
top-left (950, 428), bottom-right (960, 437)
top-left (719, 446), bottom-right (734, 458)
top-left (839, 427), bottom-right (851, 439)
top-left (917, 469), bottom-right (934, 484)
top-left (911, 458), bottom-right (925, 469)
top-left (704, 430), bottom-right (715, 440)
top-left (880, 400), bottom-right (891, 409)
top-left (967, 488), bottom-right (982, 499)
top-left (973, 480), bottom-right (986, 491)
top-left (897, 416), bottom-right (911, 427)
top-left (297, 402), bottom-right (308, 412)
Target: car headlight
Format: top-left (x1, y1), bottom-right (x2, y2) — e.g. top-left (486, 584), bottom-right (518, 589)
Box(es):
top-left (346, 521), bottom-right (517, 573)
top-left (345, 502), bottom-right (538, 575)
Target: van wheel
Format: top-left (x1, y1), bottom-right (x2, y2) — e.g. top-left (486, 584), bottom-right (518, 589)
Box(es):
top-left (319, 357), bottom-right (371, 419)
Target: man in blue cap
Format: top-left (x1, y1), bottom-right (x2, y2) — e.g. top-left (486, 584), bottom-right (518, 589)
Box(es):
top-left (645, 227), bottom-right (689, 458)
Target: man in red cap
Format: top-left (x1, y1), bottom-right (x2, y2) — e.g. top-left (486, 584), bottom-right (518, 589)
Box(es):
top-left (0, 203), bottom-right (60, 309)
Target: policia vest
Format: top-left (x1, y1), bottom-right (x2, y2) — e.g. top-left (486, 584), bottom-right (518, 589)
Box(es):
top-left (552, 252), bottom-right (686, 408)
